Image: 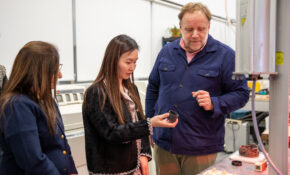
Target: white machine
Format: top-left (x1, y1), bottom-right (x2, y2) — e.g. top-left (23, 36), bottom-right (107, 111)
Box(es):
top-left (56, 84), bottom-right (85, 106)
top-left (235, 0), bottom-right (290, 174)
top-left (56, 84), bottom-right (88, 174)
top-left (235, 0), bottom-right (276, 75)
top-left (224, 119), bottom-right (249, 153)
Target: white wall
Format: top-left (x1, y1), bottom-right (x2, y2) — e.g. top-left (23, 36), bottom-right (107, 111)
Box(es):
top-left (75, 0), bottom-right (151, 81)
top-left (151, 3), bottom-right (180, 66)
top-left (0, 0), bottom-right (236, 82)
top-left (168, 0), bottom-right (236, 19)
top-left (0, 0), bottom-right (74, 80)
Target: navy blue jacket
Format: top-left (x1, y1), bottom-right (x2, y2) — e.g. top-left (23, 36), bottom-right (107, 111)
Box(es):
top-left (0, 95), bottom-right (77, 175)
top-left (146, 35), bottom-right (249, 155)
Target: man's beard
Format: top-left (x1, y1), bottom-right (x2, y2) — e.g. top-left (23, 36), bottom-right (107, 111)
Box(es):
top-left (187, 41), bottom-right (204, 53)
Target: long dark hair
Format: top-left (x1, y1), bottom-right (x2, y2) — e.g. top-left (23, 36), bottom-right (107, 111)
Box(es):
top-left (84, 34), bottom-right (145, 124)
top-left (0, 41), bottom-right (60, 134)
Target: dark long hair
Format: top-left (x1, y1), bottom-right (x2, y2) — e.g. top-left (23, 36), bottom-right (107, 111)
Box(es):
top-left (0, 41), bottom-right (60, 134)
top-left (84, 34), bottom-right (145, 124)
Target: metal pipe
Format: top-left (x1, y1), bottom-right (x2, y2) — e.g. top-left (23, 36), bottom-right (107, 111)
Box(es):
top-left (72, 0), bottom-right (78, 83)
top-left (269, 0), bottom-right (290, 174)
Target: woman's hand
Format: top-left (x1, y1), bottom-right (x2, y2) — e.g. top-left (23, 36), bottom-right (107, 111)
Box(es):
top-left (150, 113), bottom-right (178, 127)
top-left (140, 156), bottom-right (149, 175)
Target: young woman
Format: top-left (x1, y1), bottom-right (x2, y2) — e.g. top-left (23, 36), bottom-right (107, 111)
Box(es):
top-left (0, 41), bottom-right (77, 175)
top-left (82, 34), bottom-right (178, 175)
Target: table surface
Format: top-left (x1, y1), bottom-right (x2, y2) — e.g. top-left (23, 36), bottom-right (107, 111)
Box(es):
top-left (199, 150), bottom-right (290, 175)
top-left (198, 153), bottom-right (268, 175)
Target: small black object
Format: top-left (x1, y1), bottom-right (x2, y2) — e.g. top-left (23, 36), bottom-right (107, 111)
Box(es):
top-left (232, 160), bottom-right (242, 166)
top-left (168, 110), bottom-right (179, 123)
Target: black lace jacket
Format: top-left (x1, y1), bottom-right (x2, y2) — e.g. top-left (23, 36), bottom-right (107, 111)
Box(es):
top-left (82, 85), bottom-right (152, 174)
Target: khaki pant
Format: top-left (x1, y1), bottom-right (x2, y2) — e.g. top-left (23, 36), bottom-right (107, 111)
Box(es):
top-left (153, 145), bottom-right (217, 175)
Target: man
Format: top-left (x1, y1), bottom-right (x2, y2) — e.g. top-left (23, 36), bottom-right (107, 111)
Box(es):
top-left (145, 2), bottom-right (249, 175)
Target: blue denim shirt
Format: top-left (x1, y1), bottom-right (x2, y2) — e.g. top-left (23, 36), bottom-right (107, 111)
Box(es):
top-left (145, 35), bottom-right (249, 155)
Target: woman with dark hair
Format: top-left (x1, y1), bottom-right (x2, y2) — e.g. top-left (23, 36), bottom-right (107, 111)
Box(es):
top-left (0, 41), bottom-right (77, 175)
top-left (82, 34), bottom-right (178, 175)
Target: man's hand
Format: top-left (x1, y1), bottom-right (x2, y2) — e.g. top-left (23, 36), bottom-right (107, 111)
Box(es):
top-left (140, 156), bottom-right (149, 175)
top-left (192, 90), bottom-right (213, 111)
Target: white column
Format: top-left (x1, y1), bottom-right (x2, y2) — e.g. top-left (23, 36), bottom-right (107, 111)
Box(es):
top-left (269, 0), bottom-right (290, 174)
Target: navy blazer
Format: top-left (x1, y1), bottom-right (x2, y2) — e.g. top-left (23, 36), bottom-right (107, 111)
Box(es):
top-left (0, 95), bottom-right (77, 175)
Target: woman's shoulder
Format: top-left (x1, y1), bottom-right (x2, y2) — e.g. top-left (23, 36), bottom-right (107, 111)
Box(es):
top-left (3, 94), bottom-right (41, 112)
top-left (7, 94), bottom-right (37, 106)
top-left (86, 83), bottom-right (109, 97)
top-left (84, 83), bottom-right (106, 106)
top-left (1, 94), bottom-right (43, 122)
top-left (86, 84), bottom-right (100, 96)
